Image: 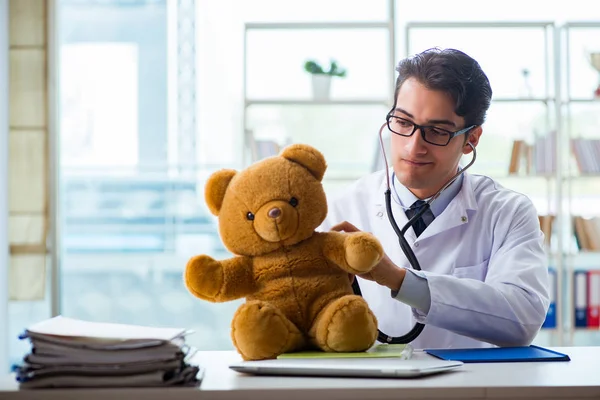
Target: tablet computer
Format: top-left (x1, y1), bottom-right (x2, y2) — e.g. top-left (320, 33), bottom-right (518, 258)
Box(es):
top-left (229, 357), bottom-right (464, 378)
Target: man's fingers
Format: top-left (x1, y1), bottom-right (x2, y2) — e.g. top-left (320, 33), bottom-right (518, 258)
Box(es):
top-left (330, 221), bottom-right (361, 233)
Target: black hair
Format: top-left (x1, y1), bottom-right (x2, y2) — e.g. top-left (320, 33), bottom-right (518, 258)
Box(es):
top-left (393, 47), bottom-right (492, 128)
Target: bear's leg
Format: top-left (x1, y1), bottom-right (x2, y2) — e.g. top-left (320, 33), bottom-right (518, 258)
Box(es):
top-left (231, 300), bottom-right (305, 360)
top-left (308, 295), bottom-right (377, 352)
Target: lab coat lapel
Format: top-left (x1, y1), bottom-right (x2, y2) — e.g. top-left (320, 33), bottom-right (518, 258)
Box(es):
top-left (374, 171), bottom-right (417, 244)
top-left (415, 173), bottom-right (479, 242)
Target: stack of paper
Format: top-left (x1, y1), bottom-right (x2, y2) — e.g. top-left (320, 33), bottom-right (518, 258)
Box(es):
top-left (15, 316), bottom-right (202, 389)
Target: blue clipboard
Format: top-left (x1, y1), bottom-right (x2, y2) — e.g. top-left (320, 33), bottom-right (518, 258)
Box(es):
top-left (425, 345), bottom-right (570, 363)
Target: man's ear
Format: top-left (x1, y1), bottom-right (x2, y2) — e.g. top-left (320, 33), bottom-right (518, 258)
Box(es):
top-left (205, 169), bottom-right (237, 216)
top-left (463, 126), bottom-right (482, 155)
top-left (280, 143), bottom-right (327, 181)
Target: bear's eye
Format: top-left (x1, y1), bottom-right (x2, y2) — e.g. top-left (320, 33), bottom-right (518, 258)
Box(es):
top-left (289, 197), bottom-right (299, 207)
top-left (246, 212), bottom-right (255, 221)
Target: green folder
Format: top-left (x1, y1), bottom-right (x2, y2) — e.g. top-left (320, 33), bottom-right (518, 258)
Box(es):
top-left (277, 344), bottom-right (412, 359)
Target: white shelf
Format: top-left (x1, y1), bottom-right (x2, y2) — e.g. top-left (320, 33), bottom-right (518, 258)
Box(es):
top-left (565, 174), bottom-right (600, 179)
top-left (563, 22), bottom-right (600, 29)
top-left (245, 99), bottom-right (390, 107)
top-left (244, 22), bottom-right (391, 30)
top-left (567, 252), bottom-right (600, 269)
top-left (564, 98), bottom-right (600, 104)
top-left (492, 97), bottom-right (554, 103)
top-left (406, 21), bottom-right (555, 29)
top-left (492, 174), bottom-right (556, 179)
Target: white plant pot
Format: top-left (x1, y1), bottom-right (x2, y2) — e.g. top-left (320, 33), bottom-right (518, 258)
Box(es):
top-left (311, 74), bottom-right (332, 100)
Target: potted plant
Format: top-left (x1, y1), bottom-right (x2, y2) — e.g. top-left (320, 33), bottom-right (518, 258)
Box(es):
top-left (304, 59), bottom-right (347, 100)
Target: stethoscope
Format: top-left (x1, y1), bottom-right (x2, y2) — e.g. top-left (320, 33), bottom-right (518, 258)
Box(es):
top-left (351, 121), bottom-right (477, 344)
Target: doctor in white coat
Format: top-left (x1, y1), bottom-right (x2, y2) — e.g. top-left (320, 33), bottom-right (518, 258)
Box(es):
top-left (320, 48), bottom-right (550, 350)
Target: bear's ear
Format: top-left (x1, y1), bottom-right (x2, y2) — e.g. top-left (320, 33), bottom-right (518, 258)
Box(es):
top-left (280, 144), bottom-right (327, 182)
top-left (205, 169), bottom-right (237, 216)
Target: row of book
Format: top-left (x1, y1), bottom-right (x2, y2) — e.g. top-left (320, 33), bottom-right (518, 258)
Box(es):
top-left (508, 136), bottom-right (600, 175)
top-left (538, 215), bottom-right (600, 252)
top-left (574, 216), bottom-right (600, 251)
top-left (542, 268), bottom-right (600, 329)
top-left (14, 316), bottom-right (202, 389)
top-left (541, 268), bottom-right (600, 329)
top-left (508, 134), bottom-right (556, 175)
top-left (572, 138), bottom-right (600, 174)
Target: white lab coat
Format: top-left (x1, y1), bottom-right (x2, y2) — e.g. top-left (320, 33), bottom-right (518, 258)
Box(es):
top-left (321, 169), bottom-right (550, 350)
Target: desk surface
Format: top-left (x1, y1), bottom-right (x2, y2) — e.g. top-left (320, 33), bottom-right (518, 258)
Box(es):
top-left (1, 346), bottom-right (599, 400)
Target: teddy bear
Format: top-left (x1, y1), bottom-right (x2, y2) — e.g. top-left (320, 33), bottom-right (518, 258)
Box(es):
top-left (184, 143), bottom-right (384, 361)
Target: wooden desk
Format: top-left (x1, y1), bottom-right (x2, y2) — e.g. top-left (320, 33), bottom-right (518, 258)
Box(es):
top-left (1, 347), bottom-right (599, 399)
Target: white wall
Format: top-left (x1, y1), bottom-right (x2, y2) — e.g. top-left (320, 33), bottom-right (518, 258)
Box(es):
top-left (0, 0), bottom-right (9, 375)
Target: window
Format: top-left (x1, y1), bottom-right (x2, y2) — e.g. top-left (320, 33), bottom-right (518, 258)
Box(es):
top-left (0, 0), bottom-right (9, 374)
top-left (8, 0), bottom-right (395, 367)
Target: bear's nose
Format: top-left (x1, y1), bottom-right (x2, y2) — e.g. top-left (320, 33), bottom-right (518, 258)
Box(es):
top-left (268, 207), bottom-right (281, 219)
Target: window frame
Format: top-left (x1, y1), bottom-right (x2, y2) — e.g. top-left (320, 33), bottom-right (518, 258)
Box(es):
top-left (0, 0), bottom-right (10, 376)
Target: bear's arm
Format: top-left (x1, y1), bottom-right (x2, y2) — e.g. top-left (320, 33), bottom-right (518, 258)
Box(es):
top-left (185, 255), bottom-right (256, 302)
top-left (321, 231), bottom-right (384, 275)
top-left (319, 232), bottom-right (383, 274)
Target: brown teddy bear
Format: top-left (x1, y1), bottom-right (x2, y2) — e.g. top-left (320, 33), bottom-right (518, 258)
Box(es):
top-left (184, 143), bottom-right (384, 361)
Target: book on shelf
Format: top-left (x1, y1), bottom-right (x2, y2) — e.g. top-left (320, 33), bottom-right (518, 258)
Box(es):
top-left (538, 214), bottom-right (555, 248)
top-left (571, 138), bottom-right (600, 175)
top-left (508, 139), bottom-right (532, 175)
top-left (14, 316), bottom-right (202, 389)
top-left (533, 131), bottom-right (556, 175)
top-left (573, 216), bottom-right (600, 252)
top-left (542, 267), bottom-right (557, 329)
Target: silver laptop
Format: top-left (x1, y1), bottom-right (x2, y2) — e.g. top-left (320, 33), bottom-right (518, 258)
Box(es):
top-left (229, 357), bottom-right (463, 378)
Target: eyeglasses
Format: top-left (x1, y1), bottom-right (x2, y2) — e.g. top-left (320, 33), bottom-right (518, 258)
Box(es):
top-left (386, 114), bottom-right (476, 147)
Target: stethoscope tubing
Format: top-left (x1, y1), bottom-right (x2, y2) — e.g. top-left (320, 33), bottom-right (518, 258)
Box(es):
top-left (352, 122), bottom-right (476, 344)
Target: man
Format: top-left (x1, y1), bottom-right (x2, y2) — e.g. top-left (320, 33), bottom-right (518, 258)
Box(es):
top-left (321, 48), bottom-right (550, 349)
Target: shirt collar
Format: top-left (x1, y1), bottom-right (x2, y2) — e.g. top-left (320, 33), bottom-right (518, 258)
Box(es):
top-left (391, 169), bottom-right (464, 218)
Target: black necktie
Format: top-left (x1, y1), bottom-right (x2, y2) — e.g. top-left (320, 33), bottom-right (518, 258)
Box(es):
top-left (405, 200), bottom-right (431, 237)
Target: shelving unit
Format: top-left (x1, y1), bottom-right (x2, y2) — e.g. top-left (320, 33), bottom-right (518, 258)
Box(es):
top-left (239, 16), bottom-right (600, 347)
top-left (241, 1), bottom-right (397, 169)
top-left (404, 21), bottom-right (565, 345)
top-left (559, 21), bottom-right (600, 346)
top-left (400, 20), bottom-right (600, 347)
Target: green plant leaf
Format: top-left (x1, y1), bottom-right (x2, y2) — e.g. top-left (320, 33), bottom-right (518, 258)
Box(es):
top-left (304, 59), bottom-right (346, 77)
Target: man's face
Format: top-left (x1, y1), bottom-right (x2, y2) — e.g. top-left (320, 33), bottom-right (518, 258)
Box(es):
top-left (390, 77), bottom-right (480, 199)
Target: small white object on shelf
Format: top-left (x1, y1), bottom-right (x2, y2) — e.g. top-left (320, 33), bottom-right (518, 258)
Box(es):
top-left (311, 74), bottom-right (332, 100)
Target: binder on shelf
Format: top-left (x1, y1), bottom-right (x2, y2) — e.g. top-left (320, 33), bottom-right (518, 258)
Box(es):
top-left (542, 267), bottom-right (556, 329)
top-left (574, 270), bottom-right (588, 328)
top-left (587, 270), bottom-right (600, 328)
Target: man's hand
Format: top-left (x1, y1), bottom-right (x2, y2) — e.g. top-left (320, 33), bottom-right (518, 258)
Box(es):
top-left (330, 221), bottom-right (406, 292)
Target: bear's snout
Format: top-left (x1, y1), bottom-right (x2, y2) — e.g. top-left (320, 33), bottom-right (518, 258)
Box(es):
top-left (268, 207), bottom-right (282, 219)
top-left (254, 200), bottom-right (299, 243)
